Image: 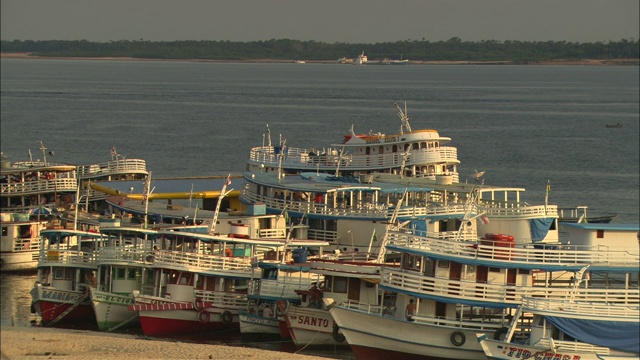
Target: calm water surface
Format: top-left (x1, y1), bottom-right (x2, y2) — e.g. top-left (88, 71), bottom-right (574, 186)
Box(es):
top-left (1, 58), bottom-right (638, 358)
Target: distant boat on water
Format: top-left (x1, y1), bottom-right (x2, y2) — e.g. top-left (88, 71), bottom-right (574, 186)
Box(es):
top-left (606, 122), bottom-right (622, 128)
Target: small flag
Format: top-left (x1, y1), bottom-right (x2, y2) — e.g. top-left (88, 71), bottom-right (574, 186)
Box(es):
top-left (226, 177), bottom-right (232, 186)
top-left (111, 146), bottom-right (116, 158)
top-left (546, 181), bottom-right (551, 196)
top-left (480, 214), bottom-right (490, 224)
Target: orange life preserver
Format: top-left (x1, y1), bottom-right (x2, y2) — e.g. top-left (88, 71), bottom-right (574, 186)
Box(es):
top-left (225, 248), bottom-right (232, 257)
top-left (198, 309), bottom-right (210, 324)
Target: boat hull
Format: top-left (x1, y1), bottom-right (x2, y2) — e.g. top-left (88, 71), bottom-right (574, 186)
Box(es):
top-left (137, 308), bottom-right (238, 337)
top-left (90, 288), bottom-right (139, 331)
top-left (477, 334), bottom-right (637, 360)
top-left (1, 250), bottom-right (39, 272)
top-left (30, 285), bottom-right (94, 326)
top-left (330, 306), bottom-right (488, 360)
top-left (239, 311), bottom-right (281, 336)
top-left (285, 305), bottom-right (348, 347)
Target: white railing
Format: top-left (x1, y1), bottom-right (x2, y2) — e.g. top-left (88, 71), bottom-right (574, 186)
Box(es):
top-left (258, 228), bottom-right (287, 238)
top-left (248, 278), bottom-right (316, 299)
top-left (340, 300), bottom-right (507, 330)
top-left (153, 250), bottom-right (253, 274)
top-left (241, 192), bottom-right (469, 221)
top-left (385, 231), bottom-right (639, 267)
top-left (481, 202), bottom-right (559, 218)
top-left (194, 289), bottom-right (247, 309)
top-left (97, 248), bottom-right (154, 265)
top-left (11, 235), bottom-right (42, 252)
top-left (381, 268), bottom-right (640, 306)
top-left (39, 249), bottom-right (98, 267)
top-left (1, 178), bottom-right (77, 195)
top-left (523, 297), bottom-right (639, 318)
top-left (77, 159), bottom-right (147, 179)
top-left (247, 146), bottom-right (459, 172)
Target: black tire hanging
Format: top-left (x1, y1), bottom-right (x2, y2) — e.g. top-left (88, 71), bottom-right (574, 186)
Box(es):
top-left (450, 330), bottom-right (466, 346)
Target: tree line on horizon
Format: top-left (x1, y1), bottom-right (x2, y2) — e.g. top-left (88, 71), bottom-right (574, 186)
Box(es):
top-left (1, 38), bottom-right (638, 62)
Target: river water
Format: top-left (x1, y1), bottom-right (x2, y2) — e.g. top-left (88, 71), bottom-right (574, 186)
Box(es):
top-left (1, 58), bottom-right (638, 358)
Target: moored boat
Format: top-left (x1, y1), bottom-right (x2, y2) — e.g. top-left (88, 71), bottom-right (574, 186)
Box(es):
top-left (30, 228), bottom-right (103, 326)
top-left (326, 188), bottom-right (639, 360)
top-left (1, 144), bottom-right (78, 214)
top-left (477, 297), bottom-right (639, 360)
top-left (239, 235), bottom-right (329, 339)
top-left (246, 102), bottom-right (460, 180)
top-left (0, 212), bottom-right (49, 272)
top-left (90, 226), bottom-right (158, 331)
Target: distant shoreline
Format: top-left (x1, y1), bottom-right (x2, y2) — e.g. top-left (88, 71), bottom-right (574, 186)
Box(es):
top-left (2, 52), bottom-right (638, 65)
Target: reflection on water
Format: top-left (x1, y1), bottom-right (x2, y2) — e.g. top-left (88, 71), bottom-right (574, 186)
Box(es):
top-left (1, 274), bottom-right (354, 359)
top-left (1, 273), bottom-right (39, 327)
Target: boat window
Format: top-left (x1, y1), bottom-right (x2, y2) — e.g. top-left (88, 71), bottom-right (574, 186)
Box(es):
top-left (54, 268), bottom-right (64, 280)
top-left (116, 268), bottom-right (126, 279)
top-left (324, 276), bottom-right (333, 292)
top-left (412, 143), bottom-right (419, 150)
top-left (1, 227), bottom-right (6, 236)
top-left (64, 268), bottom-right (73, 280)
top-left (333, 277), bottom-right (348, 293)
top-left (597, 229), bottom-right (604, 238)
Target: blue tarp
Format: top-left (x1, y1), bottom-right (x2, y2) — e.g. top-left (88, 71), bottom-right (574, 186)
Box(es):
top-left (545, 316), bottom-right (640, 353)
top-left (529, 218), bottom-right (555, 242)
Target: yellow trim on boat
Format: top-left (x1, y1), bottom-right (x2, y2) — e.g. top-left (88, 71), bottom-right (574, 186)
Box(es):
top-left (89, 182), bottom-right (241, 200)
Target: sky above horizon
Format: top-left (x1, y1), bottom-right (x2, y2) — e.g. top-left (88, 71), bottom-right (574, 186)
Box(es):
top-left (1, 0), bottom-right (638, 44)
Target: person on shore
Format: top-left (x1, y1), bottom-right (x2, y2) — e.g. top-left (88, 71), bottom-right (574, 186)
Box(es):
top-left (405, 299), bottom-right (416, 321)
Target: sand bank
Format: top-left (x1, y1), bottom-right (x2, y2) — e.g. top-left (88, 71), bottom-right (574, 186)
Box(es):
top-left (0, 326), bottom-right (331, 360)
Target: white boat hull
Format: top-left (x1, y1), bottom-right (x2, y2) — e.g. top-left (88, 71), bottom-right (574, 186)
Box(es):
top-left (477, 334), bottom-right (638, 360)
top-left (285, 305), bottom-right (348, 347)
top-left (89, 288), bottom-right (138, 331)
top-left (239, 311), bottom-right (281, 336)
top-left (1, 250), bottom-right (39, 272)
top-left (330, 306), bottom-right (488, 360)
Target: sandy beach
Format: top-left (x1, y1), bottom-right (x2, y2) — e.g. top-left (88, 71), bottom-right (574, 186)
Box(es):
top-left (0, 326), bottom-right (332, 360)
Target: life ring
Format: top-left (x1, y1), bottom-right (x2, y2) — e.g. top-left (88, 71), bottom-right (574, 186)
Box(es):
top-left (220, 311), bottom-right (233, 325)
top-left (198, 309), bottom-right (210, 324)
top-left (450, 330), bottom-right (466, 346)
top-left (276, 300), bottom-right (289, 317)
top-left (332, 323), bottom-right (346, 343)
top-left (494, 327), bottom-right (508, 341)
top-left (225, 248), bottom-right (232, 257)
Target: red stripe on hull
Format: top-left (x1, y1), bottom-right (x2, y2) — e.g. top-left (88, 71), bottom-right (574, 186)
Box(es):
top-left (139, 316), bottom-right (238, 337)
top-left (350, 344), bottom-right (448, 360)
top-left (34, 301), bottom-right (95, 326)
top-left (278, 320), bottom-right (291, 339)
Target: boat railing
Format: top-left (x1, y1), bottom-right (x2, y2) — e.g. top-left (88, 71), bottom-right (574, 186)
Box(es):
top-left (153, 250), bottom-right (253, 273)
top-left (522, 297), bottom-right (639, 318)
top-left (258, 228), bottom-right (287, 238)
top-left (307, 228), bottom-right (339, 242)
top-left (76, 159), bottom-right (147, 178)
top-left (39, 248), bottom-right (98, 266)
top-left (11, 234), bottom-right (42, 252)
top-left (0, 178), bottom-right (78, 195)
top-left (194, 289), bottom-right (247, 309)
top-left (247, 146), bottom-right (459, 171)
top-left (249, 278), bottom-right (317, 299)
top-left (381, 268), bottom-right (639, 306)
top-left (339, 300), bottom-right (507, 330)
top-left (386, 231), bottom-right (639, 267)
top-left (97, 247), bottom-right (154, 265)
top-left (242, 192), bottom-right (467, 220)
top-left (481, 201), bottom-right (559, 217)
top-left (311, 258), bottom-right (383, 274)
top-left (534, 338), bottom-right (610, 354)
